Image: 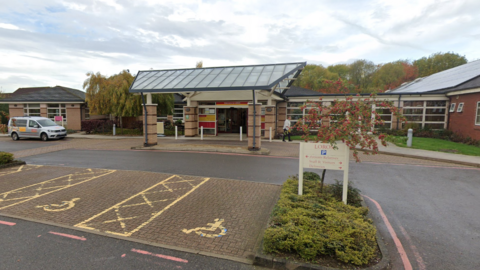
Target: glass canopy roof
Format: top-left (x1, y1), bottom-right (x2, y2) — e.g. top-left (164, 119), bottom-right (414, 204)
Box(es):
top-left (129, 62), bottom-right (306, 94)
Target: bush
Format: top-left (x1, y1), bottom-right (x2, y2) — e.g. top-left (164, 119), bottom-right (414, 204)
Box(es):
top-left (81, 120), bottom-right (117, 134)
top-left (263, 177), bottom-right (377, 266)
top-left (0, 124), bottom-right (7, 134)
top-left (0, 152), bottom-right (14, 165)
top-left (175, 119), bottom-right (183, 125)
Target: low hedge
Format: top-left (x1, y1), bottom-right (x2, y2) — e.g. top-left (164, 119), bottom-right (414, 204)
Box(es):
top-left (263, 174), bottom-right (377, 266)
top-left (81, 120), bottom-right (117, 134)
top-left (0, 152), bottom-right (14, 165)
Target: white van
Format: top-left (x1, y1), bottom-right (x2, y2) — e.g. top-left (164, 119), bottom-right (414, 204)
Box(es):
top-left (8, 116), bottom-right (67, 141)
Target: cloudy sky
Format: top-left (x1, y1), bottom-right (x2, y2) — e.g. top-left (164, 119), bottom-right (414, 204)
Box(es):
top-left (1, 0), bottom-right (479, 93)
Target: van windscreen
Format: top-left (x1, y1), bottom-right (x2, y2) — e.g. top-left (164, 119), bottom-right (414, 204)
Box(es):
top-left (37, 119), bottom-right (58, 127)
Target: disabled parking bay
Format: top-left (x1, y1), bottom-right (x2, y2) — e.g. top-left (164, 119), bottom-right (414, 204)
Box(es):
top-left (0, 165), bottom-right (281, 259)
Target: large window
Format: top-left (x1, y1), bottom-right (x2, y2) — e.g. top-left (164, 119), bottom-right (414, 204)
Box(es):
top-left (173, 104), bottom-right (184, 122)
top-left (476, 102), bottom-right (480, 125)
top-left (23, 104), bottom-right (41, 116)
top-left (376, 108), bottom-right (392, 129)
top-left (47, 104), bottom-right (66, 121)
top-left (403, 100), bottom-right (447, 129)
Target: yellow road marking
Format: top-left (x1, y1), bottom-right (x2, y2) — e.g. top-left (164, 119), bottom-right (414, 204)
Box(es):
top-left (35, 198), bottom-right (80, 212)
top-left (182, 218), bottom-right (227, 238)
top-left (0, 169), bottom-right (115, 210)
top-left (0, 165), bottom-right (43, 177)
top-left (75, 175), bottom-right (210, 237)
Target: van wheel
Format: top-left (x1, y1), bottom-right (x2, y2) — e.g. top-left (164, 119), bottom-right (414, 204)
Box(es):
top-left (11, 133), bottom-right (19, 141)
top-left (41, 133), bottom-right (49, 141)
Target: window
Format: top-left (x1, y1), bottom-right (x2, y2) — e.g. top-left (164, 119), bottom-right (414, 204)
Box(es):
top-left (23, 104), bottom-right (41, 116)
top-left (476, 102), bottom-right (480, 125)
top-left (449, 103), bottom-right (456, 112)
top-left (403, 100), bottom-right (447, 129)
top-left (28, 120), bottom-right (38, 127)
top-left (47, 104), bottom-right (66, 121)
top-left (85, 108), bottom-right (90, 120)
top-left (173, 104), bottom-right (184, 121)
top-left (10, 119), bottom-right (27, 127)
top-left (457, 103), bottom-right (464, 112)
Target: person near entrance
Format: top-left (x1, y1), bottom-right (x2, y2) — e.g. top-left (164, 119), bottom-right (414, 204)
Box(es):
top-left (283, 116), bottom-right (292, 142)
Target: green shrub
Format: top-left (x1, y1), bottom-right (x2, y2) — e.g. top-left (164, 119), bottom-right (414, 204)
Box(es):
top-left (326, 180), bottom-right (363, 207)
top-left (263, 177), bottom-right (377, 266)
top-left (0, 152), bottom-right (14, 165)
top-left (303, 172), bottom-right (320, 182)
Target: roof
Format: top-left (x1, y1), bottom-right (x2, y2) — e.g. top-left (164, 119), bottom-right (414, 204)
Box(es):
top-left (392, 60), bottom-right (480, 94)
top-left (0, 86), bottom-right (85, 103)
top-left (284, 86), bottom-right (323, 97)
top-left (129, 62), bottom-right (306, 94)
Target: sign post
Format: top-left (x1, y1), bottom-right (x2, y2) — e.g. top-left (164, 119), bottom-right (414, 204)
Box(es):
top-left (54, 116), bottom-right (64, 127)
top-left (298, 142), bottom-right (350, 204)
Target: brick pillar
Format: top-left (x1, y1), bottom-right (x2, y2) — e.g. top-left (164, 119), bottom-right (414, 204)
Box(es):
top-left (8, 104), bottom-right (24, 117)
top-left (277, 106), bottom-right (286, 134)
top-left (167, 115), bottom-right (174, 123)
top-left (66, 105), bottom-right (81, 130)
top-left (248, 103), bottom-right (261, 150)
top-left (264, 105), bottom-right (275, 139)
top-left (40, 104), bottom-right (47, 117)
top-left (184, 106), bottom-right (198, 137)
top-left (143, 104), bottom-right (158, 146)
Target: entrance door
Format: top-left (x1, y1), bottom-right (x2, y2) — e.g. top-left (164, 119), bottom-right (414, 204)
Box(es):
top-left (217, 108), bottom-right (246, 133)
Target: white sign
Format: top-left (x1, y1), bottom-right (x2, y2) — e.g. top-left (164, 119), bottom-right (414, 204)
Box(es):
top-left (298, 142), bottom-right (350, 204)
top-left (302, 143), bottom-right (347, 171)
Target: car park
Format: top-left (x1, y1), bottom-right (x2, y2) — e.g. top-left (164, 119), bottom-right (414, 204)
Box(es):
top-left (8, 116), bottom-right (67, 141)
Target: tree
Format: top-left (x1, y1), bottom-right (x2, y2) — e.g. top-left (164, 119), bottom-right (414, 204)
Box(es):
top-left (293, 64), bottom-right (339, 91)
top-left (327, 64), bottom-right (350, 80)
top-left (294, 94), bottom-right (405, 163)
top-left (371, 61), bottom-right (406, 91)
top-left (0, 89), bottom-right (10, 125)
top-left (414, 52), bottom-right (467, 77)
top-left (84, 71), bottom-right (174, 129)
top-left (348, 60), bottom-right (377, 92)
top-left (196, 61), bottom-right (203, 68)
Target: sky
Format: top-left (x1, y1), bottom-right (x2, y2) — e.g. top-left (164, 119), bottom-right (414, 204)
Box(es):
top-left (1, 0), bottom-right (479, 93)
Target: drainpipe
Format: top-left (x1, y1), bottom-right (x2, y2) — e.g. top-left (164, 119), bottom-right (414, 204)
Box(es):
top-left (141, 92), bottom-right (148, 146)
top-left (396, 94), bottom-right (402, 130)
top-left (252, 90), bottom-right (256, 150)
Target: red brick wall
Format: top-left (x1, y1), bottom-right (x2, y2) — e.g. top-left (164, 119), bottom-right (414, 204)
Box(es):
top-left (448, 92), bottom-right (480, 140)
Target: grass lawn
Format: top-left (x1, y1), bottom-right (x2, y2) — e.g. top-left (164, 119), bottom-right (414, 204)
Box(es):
top-left (393, 136), bottom-right (480, 156)
top-left (97, 128), bottom-right (143, 136)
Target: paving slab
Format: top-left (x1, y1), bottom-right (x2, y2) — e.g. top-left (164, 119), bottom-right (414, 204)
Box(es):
top-left (0, 165), bottom-right (281, 260)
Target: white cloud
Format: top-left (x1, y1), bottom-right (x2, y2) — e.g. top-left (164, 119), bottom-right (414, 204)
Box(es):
top-left (0, 0), bottom-right (479, 92)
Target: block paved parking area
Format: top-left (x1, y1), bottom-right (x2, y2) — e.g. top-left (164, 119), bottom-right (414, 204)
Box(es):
top-left (0, 165), bottom-right (280, 259)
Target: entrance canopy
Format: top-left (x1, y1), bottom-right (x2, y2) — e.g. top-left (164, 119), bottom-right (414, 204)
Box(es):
top-left (129, 62), bottom-right (306, 94)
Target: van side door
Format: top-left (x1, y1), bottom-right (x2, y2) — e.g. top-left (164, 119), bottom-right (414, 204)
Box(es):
top-left (16, 119), bottom-right (28, 137)
top-left (28, 120), bottom-right (41, 138)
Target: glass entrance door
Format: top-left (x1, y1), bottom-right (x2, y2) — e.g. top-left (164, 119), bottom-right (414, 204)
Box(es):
top-left (217, 108), bottom-right (246, 133)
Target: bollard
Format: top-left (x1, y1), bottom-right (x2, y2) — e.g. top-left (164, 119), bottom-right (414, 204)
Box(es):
top-left (269, 127), bottom-right (272, 142)
top-left (201, 126), bottom-right (203, 140)
top-left (175, 126), bottom-right (178, 140)
top-left (407, 128), bottom-right (413, 147)
top-left (113, 124), bottom-right (116, 136)
top-left (240, 126), bottom-right (242, 141)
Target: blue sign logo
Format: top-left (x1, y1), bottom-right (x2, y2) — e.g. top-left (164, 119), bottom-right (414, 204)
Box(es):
top-left (321, 150), bottom-right (327, 155)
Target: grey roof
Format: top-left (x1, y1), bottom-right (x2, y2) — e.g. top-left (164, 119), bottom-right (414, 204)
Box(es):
top-left (1, 86), bottom-right (85, 102)
top-left (129, 62), bottom-right (306, 94)
top-left (284, 86), bottom-right (323, 97)
top-left (392, 60), bottom-right (480, 93)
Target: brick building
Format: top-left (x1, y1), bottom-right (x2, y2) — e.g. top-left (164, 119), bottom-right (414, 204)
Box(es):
top-left (0, 86), bottom-right (89, 130)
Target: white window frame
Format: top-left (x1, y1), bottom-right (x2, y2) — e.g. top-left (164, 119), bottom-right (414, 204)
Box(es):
top-left (449, 103), bottom-right (456, 112)
top-left (457, 102), bottom-right (464, 113)
top-left (475, 102), bottom-right (480, 126)
top-left (23, 104), bottom-right (41, 116)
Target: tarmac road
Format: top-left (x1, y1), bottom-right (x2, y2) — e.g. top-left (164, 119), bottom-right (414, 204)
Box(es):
top-left (20, 149), bottom-right (480, 270)
top-left (0, 215), bottom-right (259, 270)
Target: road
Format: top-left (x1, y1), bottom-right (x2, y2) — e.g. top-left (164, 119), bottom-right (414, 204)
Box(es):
top-left (0, 215), bottom-right (257, 270)
top-left (2, 138), bottom-right (480, 269)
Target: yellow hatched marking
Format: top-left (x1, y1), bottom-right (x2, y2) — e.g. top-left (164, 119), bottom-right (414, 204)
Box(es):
top-left (75, 175), bottom-right (210, 237)
top-left (0, 165), bottom-right (43, 177)
top-left (0, 169), bottom-right (115, 210)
